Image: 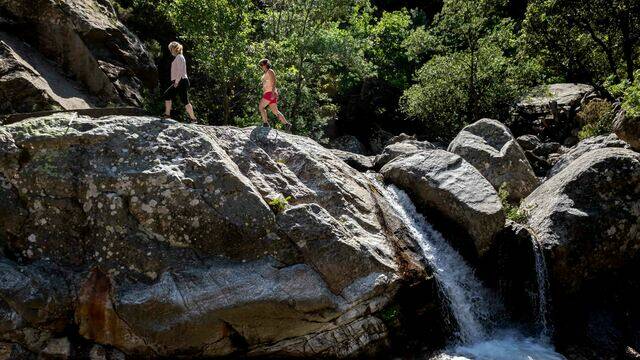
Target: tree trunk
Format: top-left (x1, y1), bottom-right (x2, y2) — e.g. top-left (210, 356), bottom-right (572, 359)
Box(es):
top-left (579, 21), bottom-right (620, 82)
top-left (222, 82), bottom-right (230, 125)
top-left (467, 47), bottom-right (478, 124)
top-left (289, 0), bottom-right (316, 120)
top-left (620, 9), bottom-right (635, 82)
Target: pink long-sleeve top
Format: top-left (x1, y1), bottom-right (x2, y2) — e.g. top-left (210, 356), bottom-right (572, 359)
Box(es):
top-left (170, 54), bottom-right (188, 83)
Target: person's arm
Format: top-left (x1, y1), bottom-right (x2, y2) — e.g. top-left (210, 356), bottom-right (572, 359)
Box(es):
top-left (270, 70), bottom-right (277, 94)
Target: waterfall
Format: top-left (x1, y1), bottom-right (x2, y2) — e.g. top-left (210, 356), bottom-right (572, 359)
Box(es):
top-left (531, 235), bottom-right (552, 338)
top-left (374, 180), bottom-right (496, 343)
top-left (369, 176), bottom-right (566, 360)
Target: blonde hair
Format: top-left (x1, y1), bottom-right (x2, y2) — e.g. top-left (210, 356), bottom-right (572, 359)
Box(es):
top-left (168, 41), bottom-right (183, 55)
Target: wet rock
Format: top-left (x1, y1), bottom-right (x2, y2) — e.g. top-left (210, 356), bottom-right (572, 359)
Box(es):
top-left (448, 119), bottom-right (539, 201)
top-left (330, 149), bottom-right (375, 172)
top-left (479, 221), bottom-right (545, 328)
top-left (0, 342), bottom-right (31, 360)
top-left (40, 338), bottom-right (70, 359)
top-left (613, 110), bottom-right (640, 150)
top-left (380, 150), bottom-right (505, 256)
top-left (548, 134), bottom-right (630, 177)
top-left (522, 147), bottom-right (640, 294)
top-left (0, 114), bottom-right (427, 358)
top-left (374, 140), bottom-right (436, 169)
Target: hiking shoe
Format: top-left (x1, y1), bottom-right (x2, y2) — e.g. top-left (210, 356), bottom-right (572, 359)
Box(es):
top-left (285, 123), bottom-right (292, 132)
top-left (262, 122), bottom-right (270, 128)
top-left (161, 114), bottom-right (171, 119)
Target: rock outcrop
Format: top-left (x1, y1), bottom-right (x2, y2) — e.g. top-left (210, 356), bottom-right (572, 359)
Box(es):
top-left (522, 147), bottom-right (640, 294)
top-left (0, 0), bottom-right (157, 110)
top-left (448, 119), bottom-right (539, 201)
top-left (374, 139), bottom-right (436, 169)
top-left (510, 83), bottom-right (596, 144)
top-left (0, 114), bottom-right (427, 358)
top-left (380, 150), bottom-right (505, 256)
top-left (516, 135), bottom-right (566, 177)
top-left (613, 110), bottom-right (640, 150)
top-left (548, 134), bottom-right (630, 177)
top-left (0, 32), bottom-right (97, 114)
top-left (330, 149), bottom-right (375, 172)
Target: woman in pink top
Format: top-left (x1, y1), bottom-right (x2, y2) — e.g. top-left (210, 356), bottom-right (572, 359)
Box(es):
top-left (163, 42), bottom-right (197, 122)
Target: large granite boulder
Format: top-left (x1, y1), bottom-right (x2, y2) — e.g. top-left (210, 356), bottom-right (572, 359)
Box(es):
top-left (374, 139), bottom-right (436, 169)
top-left (521, 147), bottom-right (640, 294)
top-left (548, 134), bottom-right (630, 177)
top-left (613, 110), bottom-right (640, 150)
top-left (380, 150), bottom-right (505, 256)
top-left (448, 119), bottom-right (539, 201)
top-left (510, 83), bottom-right (596, 144)
top-left (329, 149), bottom-right (375, 172)
top-left (0, 114), bottom-right (427, 358)
top-left (0, 0), bottom-right (157, 108)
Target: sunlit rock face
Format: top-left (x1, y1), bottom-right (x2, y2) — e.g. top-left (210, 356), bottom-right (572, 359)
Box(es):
top-left (0, 114), bottom-right (427, 358)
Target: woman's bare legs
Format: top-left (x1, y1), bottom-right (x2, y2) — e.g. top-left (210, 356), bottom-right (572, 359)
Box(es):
top-left (164, 100), bottom-right (172, 117)
top-left (185, 103), bottom-right (197, 121)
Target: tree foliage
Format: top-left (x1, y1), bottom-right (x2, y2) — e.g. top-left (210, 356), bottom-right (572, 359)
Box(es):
top-left (523, 0), bottom-right (640, 84)
top-left (115, 0), bottom-right (640, 143)
top-left (401, 0), bottom-right (540, 140)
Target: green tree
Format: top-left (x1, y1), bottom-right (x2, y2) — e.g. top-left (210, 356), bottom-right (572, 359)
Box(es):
top-left (401, 0), bottom-right (539, 140)
top-left (523, 0), bottom-right (640, 84)
top-left (256, 0), bottom-right (374, 136)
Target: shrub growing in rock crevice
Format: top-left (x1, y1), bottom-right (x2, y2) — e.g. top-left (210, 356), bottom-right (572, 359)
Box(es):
top-left (576, 100), bottom-right (614, 140)
top-left (498, 183), bottom-right (527, 224)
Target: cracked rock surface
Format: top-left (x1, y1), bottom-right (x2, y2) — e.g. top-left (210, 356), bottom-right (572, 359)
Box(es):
top-left (0, 114), bottom-right (427, 358)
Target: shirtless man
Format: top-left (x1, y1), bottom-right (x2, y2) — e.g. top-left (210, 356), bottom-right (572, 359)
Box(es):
top-left (259, 59), bottom-right (292, 131)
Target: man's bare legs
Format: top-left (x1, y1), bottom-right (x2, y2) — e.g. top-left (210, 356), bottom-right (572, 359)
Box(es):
top-left (259, 98), bottom-right (271, 125)
top-left (268, 103), bottom-right (290, 127)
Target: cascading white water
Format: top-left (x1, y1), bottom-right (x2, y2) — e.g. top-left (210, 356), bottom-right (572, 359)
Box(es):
top-left (371, 177), bottom-right (566, 360)
top-left (376, 180), bottom-right (497, 343)
top-left (531, 236), bottom-right (552, 338)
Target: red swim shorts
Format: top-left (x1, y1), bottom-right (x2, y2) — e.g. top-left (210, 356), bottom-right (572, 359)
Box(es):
top-left (262, 91), bottom-right (278, 105)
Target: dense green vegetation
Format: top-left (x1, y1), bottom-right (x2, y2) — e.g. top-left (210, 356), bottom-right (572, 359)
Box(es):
top-left (114, 0), bottom-right (640, 143)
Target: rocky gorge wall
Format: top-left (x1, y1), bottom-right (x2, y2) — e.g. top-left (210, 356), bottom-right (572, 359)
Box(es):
top-left (0, 111), bottom-right (639, 359)
top-left (0, 0), bottom-right (157, 114)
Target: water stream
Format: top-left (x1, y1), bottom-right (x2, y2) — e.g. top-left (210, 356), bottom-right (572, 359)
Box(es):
top-left (372, 178), bottom-right (565, 360)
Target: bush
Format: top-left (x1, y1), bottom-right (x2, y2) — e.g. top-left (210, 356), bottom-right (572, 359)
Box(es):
top-left (606, 70), bottom-right (640, 118)
top-left (268, 195), bottom-right (292, 214)
top-left (576, 99), bottom-right (614, 140)
top-left (498, 183), bottom-right (527, 223)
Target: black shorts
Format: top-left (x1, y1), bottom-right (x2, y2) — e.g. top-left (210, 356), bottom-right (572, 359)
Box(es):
top-left (163, 78), bottom-right (190, 104)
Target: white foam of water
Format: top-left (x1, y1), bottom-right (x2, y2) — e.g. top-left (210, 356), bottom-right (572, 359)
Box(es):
top-left (531, 236), bottom-right (552, 337)
top-left (369, 176), bottom-right (566, 359)
top-left (380, 183), bottom-right (496, 343)
top-left (432, 331), bottom-right (564, 360)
